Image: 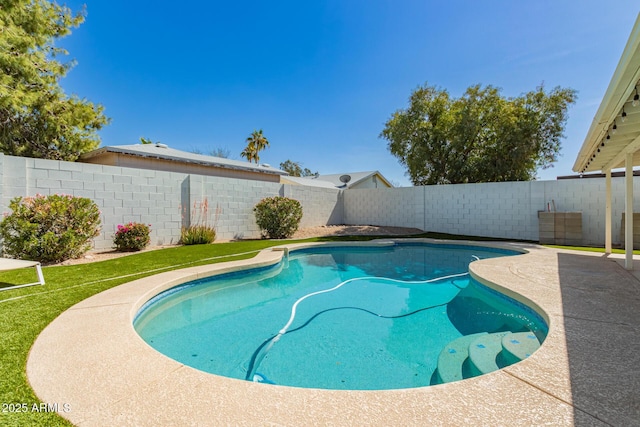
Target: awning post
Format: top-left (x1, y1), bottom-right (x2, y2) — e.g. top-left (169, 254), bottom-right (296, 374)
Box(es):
top-left (606, 169), bottom-right (612, 254)
top-left (625, 154), bottom-right (634, 270)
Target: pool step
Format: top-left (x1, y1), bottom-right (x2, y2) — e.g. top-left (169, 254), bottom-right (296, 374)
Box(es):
top-left (501, 332), bottom-right (541, 365)
top-left (434, 330), bottom-right (543, 384)
top-left (468, 331), bottom-right (512, 377)
top-left (434, 332), bottom-right (488, 384)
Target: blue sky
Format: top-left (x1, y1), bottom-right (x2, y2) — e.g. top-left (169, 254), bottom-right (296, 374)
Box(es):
top-left (58, 1), bottom-right (638, 186)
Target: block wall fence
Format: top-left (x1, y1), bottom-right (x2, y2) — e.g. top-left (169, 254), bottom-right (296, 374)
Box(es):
top-left (343, 178), bottom-right (640, 246)
top-left (0, 153), bottom-right (635, 250)
top-left (0, 155), bottom-right (343, 250)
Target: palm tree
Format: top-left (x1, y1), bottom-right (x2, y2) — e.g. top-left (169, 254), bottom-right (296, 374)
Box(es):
top-left (241, 129), bottom-right (269, 164)
top-left (240, 144), bottom-right (258, 163)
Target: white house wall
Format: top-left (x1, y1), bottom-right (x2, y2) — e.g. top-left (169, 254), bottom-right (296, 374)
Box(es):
top-left (349, 178), bottom-right (377, 190)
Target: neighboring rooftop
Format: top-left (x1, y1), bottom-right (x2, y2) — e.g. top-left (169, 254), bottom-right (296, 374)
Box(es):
top-left (80, 145), bottom-right (394, 189)
top-left (80, 143), bottom-right (287, 182)
top-left (280, 175), bottom-right (338, 189)
top-left (282, 171), bottom-right (393, 189)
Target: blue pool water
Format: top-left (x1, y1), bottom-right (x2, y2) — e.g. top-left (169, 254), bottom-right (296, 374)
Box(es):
top-left (134, 243), bottom-right (548, 390)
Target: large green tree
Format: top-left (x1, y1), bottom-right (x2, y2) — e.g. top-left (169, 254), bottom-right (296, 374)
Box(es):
top-left (240, 129), bottom-right (269, 164)
top-left (381, 83), bottom-right (576, 185)
top-left (0, 1), bottom-right (108, 161)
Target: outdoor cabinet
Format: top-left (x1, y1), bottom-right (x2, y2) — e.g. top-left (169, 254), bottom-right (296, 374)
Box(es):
top-left (538, 212), bottom-right (582, 246)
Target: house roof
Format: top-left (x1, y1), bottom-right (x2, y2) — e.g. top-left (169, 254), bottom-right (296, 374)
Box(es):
top-left (80, 144), bottom-right (287, 176)
top-left (280, 176), bottom-right (339, 189)
top-left (574, 13), bottom-right (640, 173)
top-left (316, 171), bottom-right (393, 189)
top-left (283, 171), bottom-right (393, 189)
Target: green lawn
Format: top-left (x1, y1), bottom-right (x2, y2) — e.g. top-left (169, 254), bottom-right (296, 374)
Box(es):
top-left (543, 244), bottom-right (640, 255)
top-left (0, 238), bottom-right (324, 426)
top-left (3, 234), bottom-right (432, 426)
top-left (0, 232), bottom-right (615, 426)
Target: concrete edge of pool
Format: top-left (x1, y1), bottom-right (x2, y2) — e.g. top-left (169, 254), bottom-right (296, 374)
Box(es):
top-left (26, 239), bottom-right (640, 426)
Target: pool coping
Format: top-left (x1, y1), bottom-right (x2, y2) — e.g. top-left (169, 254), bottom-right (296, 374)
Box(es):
top-left (26, 239), bottom-right (640, 426)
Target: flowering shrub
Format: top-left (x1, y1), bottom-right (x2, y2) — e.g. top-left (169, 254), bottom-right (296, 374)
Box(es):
top-left (0, 194), bottom-right (101, 263)
top-left (113, 222), bottom-right (151, 251)
top-left (253, 196), bottom-right (303, 239)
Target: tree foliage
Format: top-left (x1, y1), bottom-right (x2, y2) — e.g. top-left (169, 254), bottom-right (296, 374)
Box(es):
top-left (381, 83), bottom-right (577, 185)
top-left (240, 129), bottom-right (269, 163)
top-left (190, 146), bottom-right (232, 159)
top-left (190, 146), bottom-right (231, 158)
top-left (279, 159), bottom-right (317, 177)
top-left (0, 1), bottom-right (109, 161)
top-left (209, 147), bottom-right (230, 158)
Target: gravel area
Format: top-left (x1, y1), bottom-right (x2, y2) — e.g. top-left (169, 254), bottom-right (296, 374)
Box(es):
top-left (55, 225), bottom-right (424, 266)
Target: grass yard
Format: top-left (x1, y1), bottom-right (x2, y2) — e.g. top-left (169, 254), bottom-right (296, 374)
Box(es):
top-left (0, 232), bottom-right (616, 426)
top-left (3, 234), bottom-right (429, 426)
top-left (0, 238), bottom-right (325, 426)
top-left (543, 244), bottom-right (640, 255)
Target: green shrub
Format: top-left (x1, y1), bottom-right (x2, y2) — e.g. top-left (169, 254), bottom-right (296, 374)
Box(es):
top-left (113, 222), bottom-right (151, 251)
top-left (0, 194), bottom-right (101, 263)
top-left (180, 224), bottom-right (216, 245)
top-left (180, 198), bottom-right (219, 245)
top-left (253, 196), bottom-right (303, 239)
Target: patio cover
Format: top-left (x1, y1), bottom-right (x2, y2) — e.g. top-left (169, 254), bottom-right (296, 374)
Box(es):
top-left (573, 13), bottom-right (640, 269)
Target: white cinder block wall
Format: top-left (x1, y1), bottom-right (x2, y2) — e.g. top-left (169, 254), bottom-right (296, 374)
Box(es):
top-left (344, 177), bottom-right (640, 246)
top-left (342, 187), bottom-right (424, 230)
top-left (0, 153), bottom-right (637, 250)
top-left (1, 155), bottom-right (187, 249)
top-left (285, 184), bottom-right (344, 228)
top-left (424, 181), bottom-right (537, 241)
top-left (188, 174), bottom-right (283, 241)
top-left (0, 155), bottom-right (343, 250)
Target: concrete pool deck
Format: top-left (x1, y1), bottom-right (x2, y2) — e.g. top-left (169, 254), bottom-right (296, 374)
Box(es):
top-left (27, 240), bottom-right (640, 426)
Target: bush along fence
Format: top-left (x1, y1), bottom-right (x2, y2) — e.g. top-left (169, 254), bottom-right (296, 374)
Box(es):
top-left (0, 194), bottom-right (101, 263)
top-left (113, 222), bottom-right (151, 252)
top-left (253, 196), bottom-right (303, 239)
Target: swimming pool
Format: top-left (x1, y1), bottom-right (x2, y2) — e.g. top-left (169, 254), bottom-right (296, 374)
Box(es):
top-left (134, 242), bottom-right (547, 390)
